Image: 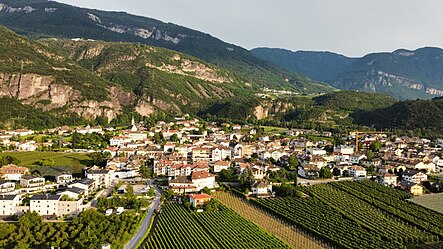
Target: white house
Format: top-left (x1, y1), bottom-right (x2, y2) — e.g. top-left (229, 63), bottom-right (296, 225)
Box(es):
top-left (298, 165), bottom-right (319, 179)
top-left (20, 176), bottom-right (45, 188)
top-left (86, 169), bottom-right (114, 189)
top-left (191, 171), bottom-right (216, 191)
top-left (251, 166), bottom-right (266, 180)
top-left (109, 136), bottom-right (132, 147)
top-left (58, 187), bottom-right (85, 200)
top-left (333, 146), bottom-right (354, 155)
top-left (349, 166), bottom-right (367, 179)
top-left (0, 195), bottom-right (21, 216)
top-left (402, 170), bottom-right (428, 184)
top-left (306, 148), bottom-right (327, 156)
top-left (414, 162), bottom-right (436, 173)
top-left (69, 178), bottom-right (96, 197)
top-left (30, 195), bottom-right (61, 216)
top-left (56, 174), bottom-right (73, 185)
top-left (378, 173), bottom-right (398, 186)
top-left (212, 147), bottom-right (231, 162)
top-left (7, 129), bottom-right (34, 137)
top-left (349, 154), bottom-right (367, 164)
top-left (0, 181), bottom-right (15, 193)
top-left (58, 197), bottom-right (83, 218)
top-left (213, 160), bottom-right (231, 173)
top-left (0, 165), bottom-right (29, 181)
top-left (169, 176), bottom-right (197, 194)
top-left (163, 142), bottom-right (176, 153)
top-left (251, 180), bottom-right (272, 197)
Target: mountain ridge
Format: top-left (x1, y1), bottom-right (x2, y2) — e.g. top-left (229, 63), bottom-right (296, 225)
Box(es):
top-left (252, 46), bottom-right (443, 99)
top-left (0, 0), bottom-right (334, 94)
top-left (0, 25), bottom-right (263, 129)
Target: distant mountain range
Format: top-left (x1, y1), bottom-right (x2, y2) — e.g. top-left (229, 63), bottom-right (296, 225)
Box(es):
top-left (252, 47), bottom-right (443, 100)
top-left (0, 0), bottom-right (333, 94)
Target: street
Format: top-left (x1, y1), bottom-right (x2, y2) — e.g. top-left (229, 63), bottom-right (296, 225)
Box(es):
top-left (124, 185), bottom-right (161, 249)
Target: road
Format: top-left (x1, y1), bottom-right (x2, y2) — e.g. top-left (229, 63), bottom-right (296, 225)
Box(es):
top-left (124, 185), bottom-right (161, 249)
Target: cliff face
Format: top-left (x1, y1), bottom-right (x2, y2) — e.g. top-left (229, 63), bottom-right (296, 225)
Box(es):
top-left (0, 72), bottom-right (137, 120)
top-left (253, 100), bottom-right (293, 120)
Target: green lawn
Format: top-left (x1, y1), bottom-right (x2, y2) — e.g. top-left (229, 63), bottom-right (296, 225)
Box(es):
top-left (261, 126), bottom-right (288, 133)
top-left (0, 151), bottom-right (92, 176)
top-left (409, 193), bottom-right (443, 214)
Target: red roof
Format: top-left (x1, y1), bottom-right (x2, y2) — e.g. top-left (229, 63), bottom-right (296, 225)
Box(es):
top-left (190, 193), bottom-right (212, 200)
top-left (191, 171), bottom-right (215, 180)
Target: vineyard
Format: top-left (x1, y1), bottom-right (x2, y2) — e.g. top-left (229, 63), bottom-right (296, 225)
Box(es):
top-left (141, 203), bottom-right (219, 249)
top-left (253, 180), bottom-right (443, 249)
top-left (213, 191), bottom-right (331, 249)
top-left (141, 202), bottom-right (289, 249)
top-left (194, 206), bottom-right (290, 249)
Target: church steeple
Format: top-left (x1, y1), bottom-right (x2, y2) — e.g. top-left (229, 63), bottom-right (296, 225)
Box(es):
top-left (131, 116), bottom-right (137, 131)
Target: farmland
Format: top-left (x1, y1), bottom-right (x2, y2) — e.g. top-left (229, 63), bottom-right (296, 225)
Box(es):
top-left (213, 191), bottom-right (330, 249)
top-left (409, 192), bottom-right (443, 214)
top-left (141, 203), bottom-right (219, 249)
top-left (253, 181), bottom-right (443, 249)
top-left (0, 151), bottom-right (91, 175)
top-left (141, 202), bottom-right (289, 249)
top-left (194, 205), bottom-right (290, 249)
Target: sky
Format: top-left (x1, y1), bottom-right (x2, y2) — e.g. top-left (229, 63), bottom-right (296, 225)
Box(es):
top-left (57, 0), bottom-right (443, 57)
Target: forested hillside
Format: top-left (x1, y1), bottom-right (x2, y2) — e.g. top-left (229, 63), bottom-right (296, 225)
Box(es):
top-left (252, 47), bottom-right (443, 100)
top-left (0, 0), bottom-right (334, 94)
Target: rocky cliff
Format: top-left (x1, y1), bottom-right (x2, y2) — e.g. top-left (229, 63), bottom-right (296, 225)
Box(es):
top-left (0, 72), bottom-right (137, 120)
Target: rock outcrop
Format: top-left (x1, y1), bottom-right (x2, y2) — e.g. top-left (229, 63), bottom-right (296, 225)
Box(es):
top-left (0, 72), bottom-right (138, 121)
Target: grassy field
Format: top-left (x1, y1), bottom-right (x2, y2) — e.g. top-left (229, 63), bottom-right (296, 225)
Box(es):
top-left (0, 151), bottom-right (92, 176)
top-left (261, 126), bottom-right (288, 133)
top-left (409, 193), bottom-right (443, 214)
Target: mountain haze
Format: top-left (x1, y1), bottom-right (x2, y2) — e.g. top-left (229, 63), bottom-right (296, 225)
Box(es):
top-left (252, 47), bottom-right (443, 99)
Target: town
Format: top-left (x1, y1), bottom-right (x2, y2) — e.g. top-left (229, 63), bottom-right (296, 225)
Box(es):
top-left (0, 116), bottom-right (442, 248)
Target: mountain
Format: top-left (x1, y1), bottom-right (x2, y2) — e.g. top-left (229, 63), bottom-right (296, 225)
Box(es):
top-left (0, 25), bottom-right (135, 125)
top-left (251, 48), bottom-right (356, 82)
top-left (0, 0), bottom-right (334, 94)
top-left (252, 47), bottom-right (443, 100)
top-left (254, 91), bottom-right (398, 130)
top-left (353, 97), bottom-right (443, 137)
top-left (0, 26), bottom-right (262, 129)
top-left (42, 38), bottom-right (252, 116)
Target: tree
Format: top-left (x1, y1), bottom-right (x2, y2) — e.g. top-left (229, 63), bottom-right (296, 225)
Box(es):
top-left (239, 167), bottom-right (255, 189)
top-left (154, 133), bottom-right (162, 144)
top-left (320, 167), bottom-right (333, 178)
top-left (202, 187), bottom-right (211, 195)
top-left (218, 168), bottom-right (238, 182)
top-left (39, 158), bottom-right (54, 167)
top-left (184, 201), bottom-right (191, 210)
top-left (71, 132), bottom-right (81, 149)
top-left (332, 168), bottom-right (341, 176)
top-left (287, 155), bottom-right (298, 170)
top-left (170, 134), bottom-right (179, 142)
top-left (205, 199), bottom-right (219, 211)
top-left (148, 187), bottom-right (155, 197)
top-left (125, 185), bottom-right (135, 198)
top-left (89, 152), bottom-right (106, 166)
top-left (369, 141), bottom-right (382, 152)
top-left (366, 151), bottom-right (375, 159)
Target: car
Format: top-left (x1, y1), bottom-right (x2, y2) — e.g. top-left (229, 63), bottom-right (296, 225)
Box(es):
top-left (105, 209), bottom-right (113, 216)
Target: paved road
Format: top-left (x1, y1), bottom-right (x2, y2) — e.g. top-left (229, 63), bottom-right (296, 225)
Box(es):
top-left (125, 186), bottom-right (161, 249)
